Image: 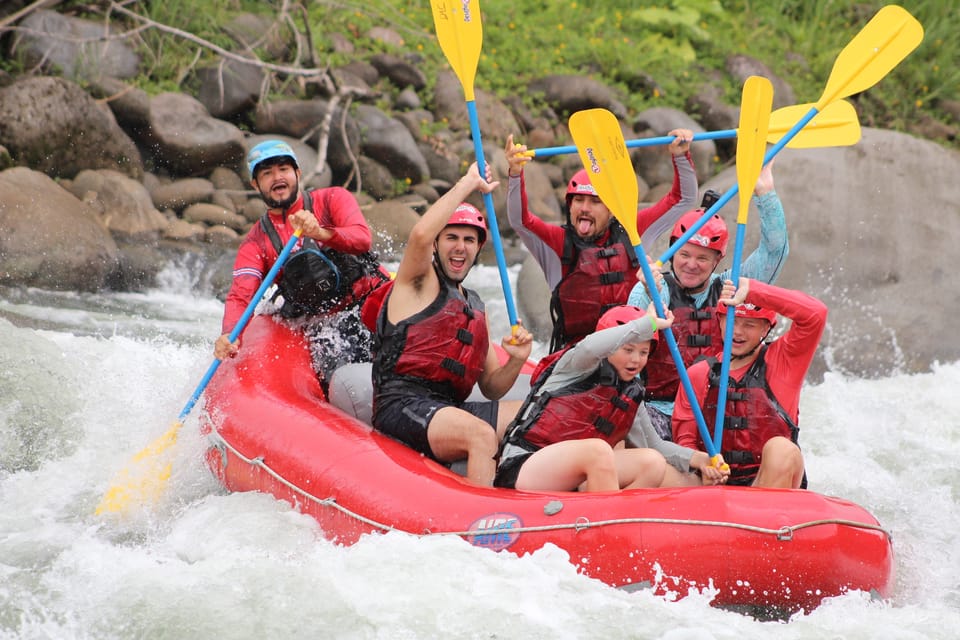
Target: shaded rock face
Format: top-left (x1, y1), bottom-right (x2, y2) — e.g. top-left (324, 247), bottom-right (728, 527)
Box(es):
top-left (735, 128), bottom-right (960, 379)
top-left (0, 77), bottom-right (143, 179)
top-left (0, 167), bottom-right (120, 291)
top-left (145, 93), bottom-right (245, 177)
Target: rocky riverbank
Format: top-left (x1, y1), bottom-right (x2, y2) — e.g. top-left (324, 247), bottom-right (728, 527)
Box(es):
top-left (1, 4), bottom-right (959, 377)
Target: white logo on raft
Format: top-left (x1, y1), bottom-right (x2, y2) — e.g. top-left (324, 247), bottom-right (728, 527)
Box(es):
top-left (467, 513), bottom-right (521, 551)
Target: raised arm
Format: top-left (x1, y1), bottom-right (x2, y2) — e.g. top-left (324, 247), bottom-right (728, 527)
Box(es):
top-left (387, 164), bottom-right (497, 322)
top-left (729, 161), bottom-right (789, 284)
top-left (505, 135), bottom-right (566, 287)
top-left (637, 128), bottom-right (698, 245)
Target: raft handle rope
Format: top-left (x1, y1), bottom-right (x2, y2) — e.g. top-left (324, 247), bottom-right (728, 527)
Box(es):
top-left (208, 431), bottom-right (892, 541)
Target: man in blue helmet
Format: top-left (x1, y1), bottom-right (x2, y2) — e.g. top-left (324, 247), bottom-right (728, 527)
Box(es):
top-left (215, 139), bottom-right (389, 392)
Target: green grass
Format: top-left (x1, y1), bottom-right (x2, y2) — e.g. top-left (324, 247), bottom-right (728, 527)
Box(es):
top-left (8, 0), bottom-right (955, 147)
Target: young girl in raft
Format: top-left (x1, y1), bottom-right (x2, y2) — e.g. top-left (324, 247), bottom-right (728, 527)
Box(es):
top-left (495, 305), bottom-right (727, 491)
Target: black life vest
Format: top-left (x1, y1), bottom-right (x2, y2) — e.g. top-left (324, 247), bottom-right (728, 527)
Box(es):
top-left (373, 269), bottom-right (489, 403)
top-left (702, 346), bottom-right (800, 486)
top-left (503, 348), bottom-right (644, 453)
top-left (549, 221), bottom-right (639, 352)
top-left (643, 274), bottom-right (725, 401)
top-left (261, 190), bottom-right (388, 318)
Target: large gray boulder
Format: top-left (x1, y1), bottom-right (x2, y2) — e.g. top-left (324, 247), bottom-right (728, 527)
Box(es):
top-left (528, 74), bottom-right (628, 120)
top-left (633, 107), bottom-right (718, 185)
top-left (0, 76), bottom-right (143, 179)
top-left (0, 167), bottom-right (119, 291)
top-left (144, 93), bottom-right (245, 177)
top-left (704, 127), bottom-right (960, 377)
top-left (67, 169), bottom-right (167, 242)
top-left (254, 99), bottom-right (358, 177)
top-left (354, 104), bottom-right (429, 185)
top-left (433, 71), bottom-right (521, 146)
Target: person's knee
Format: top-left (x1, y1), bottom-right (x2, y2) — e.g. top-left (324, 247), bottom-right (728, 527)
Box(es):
top-left (465, 419), bottom-right (499, 455)
top-left (761, 437), bottom-right (803, 472)
top-left (582, 438), bottom-right (617, 470)
top-left (638, 448), bottom-right (668, 481)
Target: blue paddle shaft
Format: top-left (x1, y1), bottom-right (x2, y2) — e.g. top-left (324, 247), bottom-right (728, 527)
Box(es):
top-left (635, 247), bottom-right (718, 458)
top-left (531, 130), bottom-right (737, 158)
top-left (466, 100), bottom-right (519, 328)
top-left (177, 231), bottom-right (302, 422)
top-left (711, 224), bottom-right (748, 446)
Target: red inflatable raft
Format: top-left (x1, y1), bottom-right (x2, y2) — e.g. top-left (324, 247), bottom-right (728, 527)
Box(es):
top-left (200, 315), bottom-right (894, 614)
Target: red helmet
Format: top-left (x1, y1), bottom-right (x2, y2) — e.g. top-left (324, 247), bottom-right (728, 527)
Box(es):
top-left (670, 209), bottom-right (728, 258)
top-left (717, 302), bottom-right (778, 328)
top-left (565, 169), bottom-right (598, 204)
top-left (445, 203), bottom-right (487, 246)
top-left (596, 305), bottom-right (659, 351)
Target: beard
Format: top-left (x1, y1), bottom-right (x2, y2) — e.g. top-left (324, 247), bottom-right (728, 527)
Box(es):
top-left (259, 179), bottom-right (300, 210)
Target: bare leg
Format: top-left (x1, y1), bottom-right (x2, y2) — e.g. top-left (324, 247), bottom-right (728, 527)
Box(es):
top-left (614, 448), bottom-right (669, 489)
top-left (659, 465), bottom-right (704, 487)
top-left (752, 436), bottom-right (804, 488)
top-left (427, 406), bottom-right (500, 486)
top-left (495, 399), bottom-right (524, 439)
top-left (515, 439), bottom-right (619, 492)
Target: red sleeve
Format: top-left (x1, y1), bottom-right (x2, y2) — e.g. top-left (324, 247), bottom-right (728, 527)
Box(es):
top-left (672, 282), bottom-right (827, 445)
top-left (519, 173), bottom-right (566, 256)
top-left (312, 187), bottom-right (372, 254)
top-left (636, 151), bottom-right (690, 237)
top-left (221, 223), bottom-right (275, 335)
top-left (745, 281), bottom-right (828, 421)
top-left (671, 360), bottom-right (711, 449)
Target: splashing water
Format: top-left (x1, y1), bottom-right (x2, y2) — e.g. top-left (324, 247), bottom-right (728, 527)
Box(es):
top-left (1, 263), bottom-right (958, 639)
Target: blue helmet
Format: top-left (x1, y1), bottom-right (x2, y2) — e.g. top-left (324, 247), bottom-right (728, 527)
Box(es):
top-left (246, 140), bottom-right (299, 178)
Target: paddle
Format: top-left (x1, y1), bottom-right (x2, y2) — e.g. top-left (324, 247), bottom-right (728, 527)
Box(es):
top-left (96, 229), bottom-right (304, 515)
top-left (431, 0), bottom-right (519, 332)
top-left (568, 107), bottom-right (721, 463)
top-left (711, 76), bottom-right (774, 451)
top-left (524, 100), bottom-right (860, 158)
top-left (657, 4), bottom-right (923, 267)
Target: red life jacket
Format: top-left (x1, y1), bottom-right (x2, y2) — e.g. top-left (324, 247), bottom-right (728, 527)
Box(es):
top-left (373, 273), bottom-right (489, 403)
top-left (503, 349), bottom-right (644, 451)
top-left (360, 279), bottom-right (393, 332)
top-left (549, 221), bottom-right (639, 352)
top-left (702, 347), bottom-right (799, 486)
top-left (261, 190), bottom-right (389, 317)
top-left (643, 274), bottom-right (725, 401)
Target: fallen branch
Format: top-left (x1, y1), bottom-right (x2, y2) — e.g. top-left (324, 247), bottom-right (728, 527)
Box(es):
top-left (0, 0), bottom-right (62, 32)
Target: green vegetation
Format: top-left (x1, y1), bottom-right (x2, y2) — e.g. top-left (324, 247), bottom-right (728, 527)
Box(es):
top-left (10, 0), bottom-right (956, 147)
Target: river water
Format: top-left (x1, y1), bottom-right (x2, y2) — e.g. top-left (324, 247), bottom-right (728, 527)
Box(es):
top-left (1, 260), bottom-right (958, 639)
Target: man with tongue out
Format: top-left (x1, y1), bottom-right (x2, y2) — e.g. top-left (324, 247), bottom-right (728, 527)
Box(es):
top-left (505, 129), bottom-right (697, 353)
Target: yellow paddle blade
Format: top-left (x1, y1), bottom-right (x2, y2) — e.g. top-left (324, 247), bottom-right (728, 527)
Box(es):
top-left (431, 0), bottom-right (483, 102)
top-left (568, 108), bottom-right (641, 246)
top-left (768, 100), bottom-right (861, 148)
top-left (817, 5), bottom-right (923, 109)
top-left (735, 76), bottom-right (774, 224)
top-left (94, 421), bottom-right (181, 515)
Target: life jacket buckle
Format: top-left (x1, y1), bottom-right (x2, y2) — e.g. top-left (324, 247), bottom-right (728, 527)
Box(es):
top-left (687, 334), bottom-right (711, 347)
